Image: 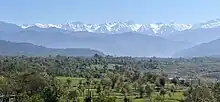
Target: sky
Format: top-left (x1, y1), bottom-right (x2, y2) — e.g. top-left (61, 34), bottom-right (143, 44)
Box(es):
top-left (0, 0), bottom-right (220, 24)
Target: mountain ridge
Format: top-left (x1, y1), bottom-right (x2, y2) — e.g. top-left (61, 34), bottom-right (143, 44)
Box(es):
top-left (173, 39), bottom-right (220, 57)
top-left (1, 20), bottom-right (220, 57)
top-left (0, 40), bottom-right (104, 56)
top-left (18, 19), bottom-right (220, 35)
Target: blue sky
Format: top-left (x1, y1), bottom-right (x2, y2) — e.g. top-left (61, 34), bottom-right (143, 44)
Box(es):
top-left (1, 0), bottom-right (220, 24)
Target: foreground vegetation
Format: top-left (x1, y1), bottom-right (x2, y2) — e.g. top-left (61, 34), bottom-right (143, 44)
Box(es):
top-left (1, 55), bottom-right (220, 102)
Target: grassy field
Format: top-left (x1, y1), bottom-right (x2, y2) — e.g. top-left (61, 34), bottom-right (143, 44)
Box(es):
top-left (56, 77), bottom-right (185, 102)
top-left (57, 76), bottom-right (84, 86)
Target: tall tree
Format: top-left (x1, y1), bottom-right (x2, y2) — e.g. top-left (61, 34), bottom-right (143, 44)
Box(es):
top-left (185, 85), bottom-right (215, 102)
top-left (107, 72), bottom-right (120, 89)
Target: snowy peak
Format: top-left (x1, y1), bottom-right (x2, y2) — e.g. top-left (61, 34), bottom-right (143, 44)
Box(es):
top-left (20, 19), bottom-right (220, 35)
top-left (21, 22), bottom-right (191, 34)
top-left (193, 19), bottom-right (220, 29)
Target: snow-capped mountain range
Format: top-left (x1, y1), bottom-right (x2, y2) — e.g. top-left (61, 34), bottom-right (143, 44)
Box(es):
top-left (20, 19), bottom-right (220, 35)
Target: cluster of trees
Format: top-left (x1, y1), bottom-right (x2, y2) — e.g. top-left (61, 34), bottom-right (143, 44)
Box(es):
top-left (0, 55), bottom-right (161, 77)
top-left (1, 55), bottom-right (220, 102)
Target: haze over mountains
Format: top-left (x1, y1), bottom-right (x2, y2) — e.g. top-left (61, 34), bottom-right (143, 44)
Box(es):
top-left (0, 40), bottom-right (104, 56)
top-left (1, 19), bottom-right (220, 57)
top-left (174, 39), bottom-right (220, 57)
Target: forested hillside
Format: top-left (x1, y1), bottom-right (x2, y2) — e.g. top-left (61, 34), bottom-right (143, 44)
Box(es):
top-left (0, 40), bottom-right (104, 56)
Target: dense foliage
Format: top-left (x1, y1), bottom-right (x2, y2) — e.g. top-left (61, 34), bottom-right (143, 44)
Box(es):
top-left (1, 55), bottom-right (220, 102)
